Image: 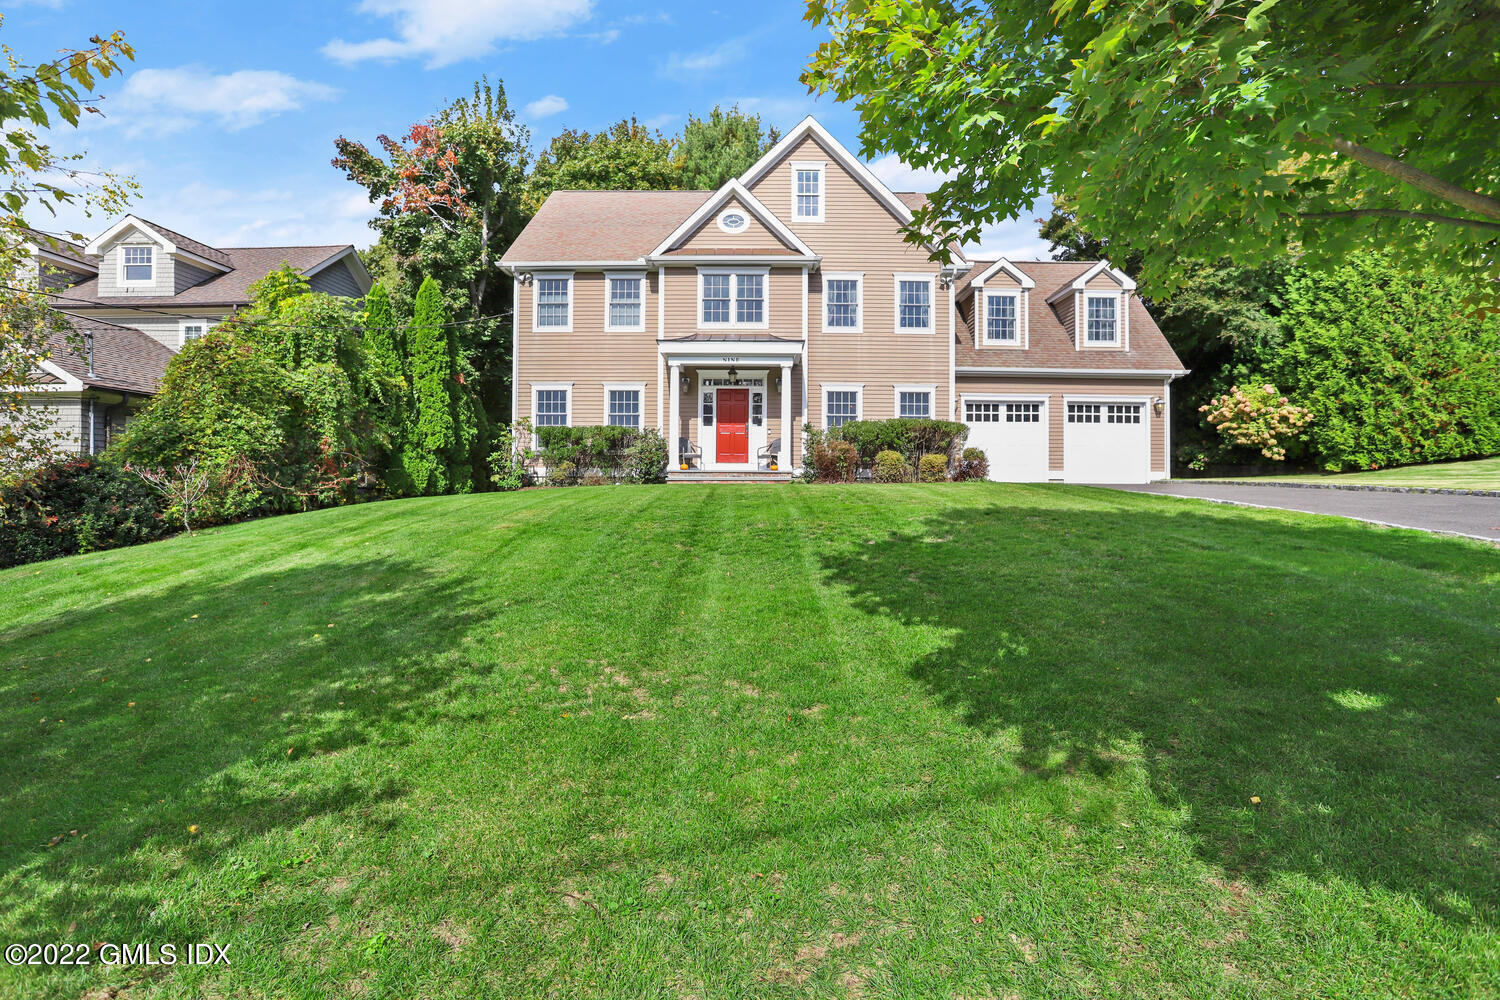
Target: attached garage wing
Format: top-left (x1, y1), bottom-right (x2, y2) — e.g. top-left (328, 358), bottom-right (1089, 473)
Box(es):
top-left (1063, 400), bottom-right (1150, 483)
top-left (964, 396), bottom-right (1049, 482)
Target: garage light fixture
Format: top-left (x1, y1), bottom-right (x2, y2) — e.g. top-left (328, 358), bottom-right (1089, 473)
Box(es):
top-left (1151, 397), bottom-right (1165, 417)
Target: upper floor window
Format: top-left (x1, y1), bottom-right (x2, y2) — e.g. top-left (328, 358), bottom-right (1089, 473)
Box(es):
top-left (122, 246), bottom-right (153, 283)
top-left (1085, 294), bottom-right (1118, 344)
top-left (985, 293), bottom-right (1019, 344)
top-left (896, 275), bottom-right (933, 332)
top-left (534, 275), bottom-right (572, 331)
top-left (792, 162), bottom-right (824, 222)
top-left (823, 273), bottom-right (862, 332)
top-left (606, 274), bottom-right (643, 331)
top-left (699, 269), bottom-right (767, 328)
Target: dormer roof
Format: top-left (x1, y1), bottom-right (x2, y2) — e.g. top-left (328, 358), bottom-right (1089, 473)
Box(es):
top-left (1043, 258), bottom-right (1135, 302)
top-left (85, 215), bottom-right (234, 272)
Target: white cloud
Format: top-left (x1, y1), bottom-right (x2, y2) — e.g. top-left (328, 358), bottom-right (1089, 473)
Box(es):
top-left (660, 36), bottom-right (751, 78)
top-left (110, 68), bottom-right (338, 135)
top-left (642, 113), bottom-right (680, 132)
top-left (524, 94), bottom-right (570, 119)
top-left (866, 153), bottom-right (957, 193)
top-left (729, 95), bottom-right (820, 130)
top-left (324, 0), bottom-right (595, 68)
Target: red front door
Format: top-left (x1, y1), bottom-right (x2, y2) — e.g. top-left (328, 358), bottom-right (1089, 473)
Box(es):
top-left (716, 389), bottom-right (749, 463)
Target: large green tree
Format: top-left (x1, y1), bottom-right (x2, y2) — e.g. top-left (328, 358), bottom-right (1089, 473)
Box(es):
top-left (524, 118), bottom-right (678, 211)
top-left (674, 105), bottom-right (781, 190)
top-left (332, 78), bottom-right (530, 420)
top-left (804, 0), bottom-right (1500, 295)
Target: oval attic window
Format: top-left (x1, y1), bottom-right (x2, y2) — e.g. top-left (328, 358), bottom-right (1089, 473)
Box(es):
top-left (718, 211), bottom-right (748, 233)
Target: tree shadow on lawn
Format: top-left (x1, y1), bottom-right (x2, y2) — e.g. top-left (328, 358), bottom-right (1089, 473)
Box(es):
top-left (0, 555), bottom-right (488, 943)
top-left (819, 492), bottom-right (1500, 927)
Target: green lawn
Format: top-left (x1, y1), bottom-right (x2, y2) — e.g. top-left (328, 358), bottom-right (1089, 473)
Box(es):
top-left (1219, 454), bottom-right (1500, 490)
top-left (1, 485), bottom-right (1497, 999)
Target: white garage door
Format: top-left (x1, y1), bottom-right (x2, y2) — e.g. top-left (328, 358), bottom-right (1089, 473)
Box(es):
top-left (965, 399), bottom-right (1049, 482)
top-left (1063, 401), bottom-right (1149, 483)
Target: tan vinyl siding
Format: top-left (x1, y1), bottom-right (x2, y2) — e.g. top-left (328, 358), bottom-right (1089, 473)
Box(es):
top-left (957, 375), bottom-right (1166, 472)
top-left (516, 271), bottom-right (661, 429)
top-left (749, 135), bottom-right (952, 423)
top-left (673, 196), bottom-right (786, 252)
top-left (1054, 293), bottom-right (1076, 346)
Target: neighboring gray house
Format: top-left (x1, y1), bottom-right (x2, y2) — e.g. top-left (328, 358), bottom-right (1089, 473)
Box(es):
top-left (18, 215), bottom-right (372, 454)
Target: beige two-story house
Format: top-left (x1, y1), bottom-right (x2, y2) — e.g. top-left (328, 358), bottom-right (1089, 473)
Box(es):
top-left (500, 117), bottom-right (1186, 482)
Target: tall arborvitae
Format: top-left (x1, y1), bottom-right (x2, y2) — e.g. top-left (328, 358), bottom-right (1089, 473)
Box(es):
top-left (363, 282), bottom-right (413, 494)
top-left (405, 276), bottom-right (456, 495)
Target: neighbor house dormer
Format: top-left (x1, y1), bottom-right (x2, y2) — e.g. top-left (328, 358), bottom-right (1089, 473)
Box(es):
top-left (84, 215), bottom-right (233, 298)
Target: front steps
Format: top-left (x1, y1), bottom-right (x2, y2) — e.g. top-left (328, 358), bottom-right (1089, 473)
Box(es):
top-left (667, 470), bottom-right (795, 484)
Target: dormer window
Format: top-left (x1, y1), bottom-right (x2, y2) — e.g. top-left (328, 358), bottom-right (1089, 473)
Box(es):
top-left (984, 293), bottom-right (1019, 344)
top-left (792, 162), bottom-right (824, 222)
top-left (122, 246), bottom-right (153, 284)
top-left (1085, 294), bottom-right (1119, 345)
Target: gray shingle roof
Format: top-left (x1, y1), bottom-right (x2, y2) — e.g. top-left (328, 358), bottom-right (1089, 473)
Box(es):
top-left (53, 245), bottom-right (354, 308)
top-left (47, 313), bottom-right (174, 395)
top-left (129, 217), bottom-right (234, 269)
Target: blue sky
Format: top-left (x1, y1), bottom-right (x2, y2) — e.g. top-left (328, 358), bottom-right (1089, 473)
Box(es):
top-left (6, 0), bottom-right (1050, 258)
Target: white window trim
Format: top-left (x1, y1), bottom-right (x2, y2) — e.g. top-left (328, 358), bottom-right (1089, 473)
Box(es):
top-left (822, 382), bottom-right (864, 428)
top-left (790, 160), bottom-right (826, 223)
top-left (531, 272), bottom-right (574, 333)
top-left (821, 271), bottom-right (864, 334)
top-left (532, 382), bottom-right (573, 428)
top-left (894, 383), bottom-right (937, 419)
top-left (1081, 290), bottom-right (1122, 348)
top-left (893, 273), bottom-right (936, 334)
top-left (602, 381), bottom-right (647, 427)
top-left (697, 266), bottom-right (770, 330)
top-left (603, 271), bottom-right (646, 333)
top-left (118, 244), bottom-right (156, 287)
top-left (716, 209), bottom-right (750, 234)
top-left (978, 288), bottom-right (1027, 348)
top-left (178, 318), bottom-right (209, 348)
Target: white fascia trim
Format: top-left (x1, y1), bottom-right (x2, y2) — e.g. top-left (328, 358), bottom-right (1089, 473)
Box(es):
top-left (531, 271), bottom-right (574, 334)
top-left (893, 272), bottom-right (937, 334)
top-left (789, 160), bottom-right (826, 223)
top-left (739, 116), bottom-right (914, 227)
top-left (957, 366), bottom-right (1190, 377)
top-left (500, 259), bottom-right (647, 272)
top-left (603, 271), bottom-right (648, 332)
top-left (532, 382), bottom-right (574, 427)
top-left (32, 359), bottom-right (85, 391)
top-left (303, 246), bottom-right (373, 293)
top-left (971, 257), bottom-right (1035, 289)
top-left (1045, 258), bottom-right (1135, 302)
top-left (648, 254), bottom-right (820, 267)
top-left (85, 215), bottom-right (170, 257)
top-left (35, 249), bottom-right (97, 276)
top-left (649, 179), bottom-right (815, 258)
top-left (820, 271), bottom-right (864, 333)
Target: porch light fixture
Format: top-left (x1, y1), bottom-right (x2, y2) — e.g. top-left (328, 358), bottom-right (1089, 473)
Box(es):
top-left (680, 375), bottom-right (690, 394)
top-left (1151, 397), bottom-right (1165, 417)
top-left (727, 366), bottom-right (739, 383)
top-left (517, 271), bottom-right (534, 286)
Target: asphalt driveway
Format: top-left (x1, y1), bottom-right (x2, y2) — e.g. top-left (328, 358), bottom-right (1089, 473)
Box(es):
top-left (1108, 482), bottom-right (1500, 543)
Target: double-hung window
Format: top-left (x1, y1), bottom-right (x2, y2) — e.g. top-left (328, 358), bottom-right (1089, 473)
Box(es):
top-left (535, 275), bottom-right (572, 331)
top-left (122, 246), bottom-right (153, 284)
top-left (896, 275), bottom-right (933, 332)
top-left (606, 385), bottom-right (642, 428)
top-left (897, 388), bottom-right (932, 419)
top-left (179, 320), bottom-right (207, 346)
top-left (699, 269), bottom-right (767, 328)
top-left (606, 274), bottom-right (644, 331)
top-left (823, 273), bottom-right (861, 332)
top-left (985, 293), bottom-right (1019, 344)
top-left (793, 163), bottom-right (823, 221)
top-left (1085, 294), bottom-right (1118, 344)
top-left (824, 387), bottom-right (861, 428)
top-left (534, 386), bottom-right (570, 427)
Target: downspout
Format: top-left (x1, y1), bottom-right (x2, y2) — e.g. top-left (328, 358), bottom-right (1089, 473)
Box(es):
top-left (88, 396), bottom-right (95, 455)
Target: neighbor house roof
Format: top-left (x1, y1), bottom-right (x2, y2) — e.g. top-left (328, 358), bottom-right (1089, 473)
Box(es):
top-left (129, 216), bottom-right (234, 269)
top-left (501, 190), bottom-right (715, 263)
top-left (954, 259), bottom-right (1185, 372)
top-left (21, 227), bottom-right (97, 272)
top-left (46, 313), bottom-right (175, 395)
top-left (52, 245), bottom-right (356, 309)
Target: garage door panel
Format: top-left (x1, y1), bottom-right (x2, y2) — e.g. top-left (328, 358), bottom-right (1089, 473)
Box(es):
top-left (965, 399), bottom-right (1048, 482)
top-left (1063, 401), bottom-right (1149, 483)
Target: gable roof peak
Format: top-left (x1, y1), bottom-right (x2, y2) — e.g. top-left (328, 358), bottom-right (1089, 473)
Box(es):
top-left (972, 256), bottom-right (1036, 289)
top-left (647, 177), bottom-right (816, 259)
top-left (84, 214), bottom-right (234, 271)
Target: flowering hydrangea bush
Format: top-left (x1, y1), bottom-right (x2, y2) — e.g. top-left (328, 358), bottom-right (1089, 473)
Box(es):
top-left (1199, 384), bottom-right (1313, 462)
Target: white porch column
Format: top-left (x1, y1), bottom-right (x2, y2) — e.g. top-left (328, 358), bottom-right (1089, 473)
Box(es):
top-left (779, 361), bottom-right (793, 471)
top-left (669, 361), bottom-right (682, 467)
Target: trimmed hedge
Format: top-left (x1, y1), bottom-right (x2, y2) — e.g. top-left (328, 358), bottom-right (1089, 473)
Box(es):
top-left (535, 426), bottom-right (668, 484)
top-left (917, 454), bottom-right (948, 482)
top-left (0, 457), bottom-right (168, 568)
top-left (873, 450), bottom-right (910, 483)
top-left (832, 418), bottom-right (969, 467)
